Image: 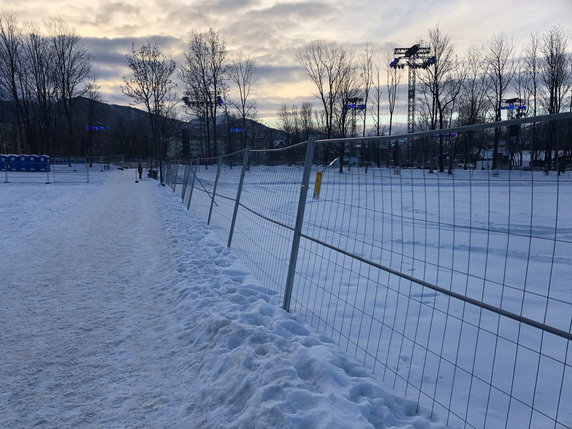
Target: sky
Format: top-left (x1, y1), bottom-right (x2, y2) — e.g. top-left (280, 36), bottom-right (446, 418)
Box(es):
top-left (1, 0), bottom-right (571, 125)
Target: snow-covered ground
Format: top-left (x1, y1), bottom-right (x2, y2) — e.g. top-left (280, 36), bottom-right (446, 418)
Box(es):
top-left (0, 167), bottom-right (444, 428)
top-left (169, 161), bottom-right (572, 429)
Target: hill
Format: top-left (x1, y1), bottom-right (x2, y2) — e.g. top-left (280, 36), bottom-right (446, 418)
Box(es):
top-left (0, 96), bottom-right (283, 158)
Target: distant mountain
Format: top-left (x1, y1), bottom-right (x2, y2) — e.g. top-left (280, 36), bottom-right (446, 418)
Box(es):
top-left (70, 96), bottom-right (161, 129)
top-left (72, 96), bottom-right (282, 136)
top-left (0, 96), bottom-right (284, 157)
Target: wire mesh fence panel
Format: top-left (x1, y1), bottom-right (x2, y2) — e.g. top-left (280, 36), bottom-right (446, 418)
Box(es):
top-left (224, 144), bottom-right (309, 304)
top-left (168, 112), bottom-right (572, 429)
top-left (167, 153), bottom-right (245, 244)
top-left (1, 162), bottom-right (93, 184)
top-left (207, 152), bottom-right (246, 235)
top-left (288, 114), bottom-right (572, 429)
top-left (203, 153), bottom-right (245, 242)
top-left (184, 158), bottom-right (221, 224)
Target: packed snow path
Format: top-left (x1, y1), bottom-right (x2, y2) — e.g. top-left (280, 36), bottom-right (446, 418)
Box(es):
top-left (0, 169), bottom-right (443, 429)
top-left (1, 171), bottom-right (186, 427)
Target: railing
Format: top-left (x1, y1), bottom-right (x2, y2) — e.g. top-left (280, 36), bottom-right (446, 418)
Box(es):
top-left (166, 111), bottom-right (572, 429)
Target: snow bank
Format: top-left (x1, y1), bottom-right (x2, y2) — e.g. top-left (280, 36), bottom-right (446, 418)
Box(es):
top-left (0, 168), bottom-right (444, 428)
top-left (155, 178), bottom-right (444, 428)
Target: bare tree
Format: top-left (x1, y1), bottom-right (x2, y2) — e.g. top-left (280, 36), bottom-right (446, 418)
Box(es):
top-left (360, 44), bottom-right (375, 138)
top-left (369, 55), bottom-right (383, 138)
top-left (277, 104), bottom-right (293, 141)
top-left (540, 25), bottom-right (570, 115)
top-left (483, 33), bottom-right (516, 169)
top-left (540, 25), bottom-right (570, 173)
top-left (277, 104), bottom-right (299, 145)
top-left (123, 42), bottom-right (176, 183)
top-left (84, 75), bottom-right (101, 165)
top-left (385, 51), bottom-right (401, 137)
top-left (180, 29), bottom-right (227, 158)
top-left (419, 25), bottom-right (462, 172)
top-left (228, 53), bottom-right (257, 149)
top-left (22, 26), bottom-right (58, 154)
top-left (457, 46), bottom-right (488, 168)
top-left (0, 11), bottom-right (26, 152)
top-left (524, 34), bottom-right (541, 117)
top-left (48, 20), bottom-right (93, 156)
top-left (334, 56), bottom-right (359, 139)
top-left (299, 102), bottom-right (314, 141)
top-left (298, 41), bottom-right (353, 140)
top-left (523, 33), bottom-right (541, 163)
top-left (334, 55), bottom-right (360, 172)
top-left (458, 47), bottom-right (488, 125)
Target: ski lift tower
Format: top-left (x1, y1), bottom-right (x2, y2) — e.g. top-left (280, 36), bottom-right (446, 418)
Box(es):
top-left (389, 44), bottom-right (436, 133)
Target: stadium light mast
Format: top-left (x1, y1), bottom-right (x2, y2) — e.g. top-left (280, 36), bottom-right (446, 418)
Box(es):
top-left (501, 98), bottom-right (527, 120)
top-left (389, 44), bottom-right (436, 133)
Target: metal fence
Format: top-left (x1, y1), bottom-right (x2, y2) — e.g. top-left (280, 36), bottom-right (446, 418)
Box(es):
top-left (0, 154), bottom-right (127, 184)
top-left (166, 111), bottom-right (572, 429)
top-left (1, 162), bottom-right (91, 184)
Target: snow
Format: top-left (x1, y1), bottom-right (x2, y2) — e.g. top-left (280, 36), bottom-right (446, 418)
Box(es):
top-left (168, 162), bottom-right (572, 429)
top-left (0, 167), bottom-right (444, 428)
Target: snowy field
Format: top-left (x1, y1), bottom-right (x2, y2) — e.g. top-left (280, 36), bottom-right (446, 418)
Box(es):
top-left (170, 159), bottom-right (572, 429)
top-left (0, 167), bottom-right (445, 428)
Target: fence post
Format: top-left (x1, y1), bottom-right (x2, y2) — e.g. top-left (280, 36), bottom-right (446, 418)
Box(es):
top-left (283, 136), bottom-right (316, 312)
top-left (168, 162), bottom-right (174, 188)
top-left (207, 157), bottom-right (222, 225)
top-left (172, 162), bottom-right (179, 193)
top-left (187, 158), bottom-right (199, 211)
top-left (165, 161), bottom-right (170, 186)
top-left (227, 149), bottom-right (250, 248)
top-left (181, 161), bottom-right (191, 204)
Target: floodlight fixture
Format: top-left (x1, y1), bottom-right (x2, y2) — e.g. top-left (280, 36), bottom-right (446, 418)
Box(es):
top-left (390, 44), bottom-right (435, 133)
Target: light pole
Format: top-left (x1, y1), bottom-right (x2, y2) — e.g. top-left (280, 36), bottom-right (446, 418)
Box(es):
top-left (502, 98), bottom-right (527, 168)
top-left (390, 45), bottom-right (436, 170)
top-left (345, 97), bottom-right (366, 172)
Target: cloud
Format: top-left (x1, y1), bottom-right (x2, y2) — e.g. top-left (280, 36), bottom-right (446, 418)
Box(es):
top-left (3, 0), bottom-right (570, 124)
top-left (83, 35), bottom-right (183, 65)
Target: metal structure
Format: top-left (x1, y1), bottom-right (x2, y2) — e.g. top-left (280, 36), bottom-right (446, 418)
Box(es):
top-left (346, 96), bottom-right (366, 138)
top-left (390, 44), bottom-right (436, 133)
top-left (502, 97), bottom-right (527, 119)
top-left (165, 111), bottom-right (572, 429)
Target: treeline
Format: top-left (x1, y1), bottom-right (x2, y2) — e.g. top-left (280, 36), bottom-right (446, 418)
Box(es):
top-left (0, 12), bottom-right (96, 156)
top-left (121, 29), bottom-right (260, 183)
top-left (280, 25), bottom-right (571, 171)
top-left (1, 8), bottom-right (570, 172)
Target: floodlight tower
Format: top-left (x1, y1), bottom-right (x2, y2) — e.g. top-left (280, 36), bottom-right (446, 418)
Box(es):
top-left (502, 98), bottom-right (527, 119)
top-left (389, 44), bottom-right (436, 133)
top-left (346, 96), bottom-right (366, 137)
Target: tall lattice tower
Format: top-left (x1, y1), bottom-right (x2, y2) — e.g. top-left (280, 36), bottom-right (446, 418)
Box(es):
top-left (389, 44), bottom-right (436, 133)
